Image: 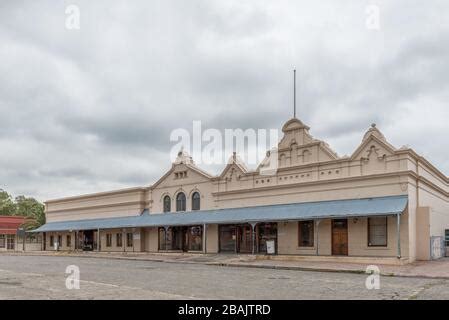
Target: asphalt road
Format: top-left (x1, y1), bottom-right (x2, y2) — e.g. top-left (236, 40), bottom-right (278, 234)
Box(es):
top-left (0, 255), bottom-right (448, 299)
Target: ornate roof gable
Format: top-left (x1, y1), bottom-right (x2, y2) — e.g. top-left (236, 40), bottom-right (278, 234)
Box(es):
top-left (351, 123), bottom-right (396, 161)
top-left (151, 148), bottom-right (213, 189)
top-left (219, 152), bottom-right (249, 181)
top-left (273, 118), bottom-right (339, 169)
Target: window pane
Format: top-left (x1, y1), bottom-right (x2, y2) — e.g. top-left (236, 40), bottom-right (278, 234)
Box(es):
top-left (219, 225), bottom-right (236, 252)
top-left (163, 196), bottom-right (171, 212)
top-left (368, 217), bottom-right (387, 246)
top-left (188, 226), bottom-right (202, 251)
top-left (192, 192), bottom-right (200, 210)
top-left (176, 193), bottom-right (186, 211)
top-left (298, 221), bottom-right (314, 247)
top-left (127, 233), bottom-right (133, 247)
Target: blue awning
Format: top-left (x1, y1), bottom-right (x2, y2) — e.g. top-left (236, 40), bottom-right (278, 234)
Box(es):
top-left (31, 195), bottom-right (408, 233)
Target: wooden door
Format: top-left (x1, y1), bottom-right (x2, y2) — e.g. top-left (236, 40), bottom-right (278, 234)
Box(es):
top-left (332, 219), bottom-right (348, 255)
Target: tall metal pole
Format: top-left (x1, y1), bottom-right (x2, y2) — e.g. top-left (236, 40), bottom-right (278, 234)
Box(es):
top-left (293, 69), bottom-right (296, 118)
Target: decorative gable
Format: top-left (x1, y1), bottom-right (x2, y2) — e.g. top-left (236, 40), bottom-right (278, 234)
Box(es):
top-left (219, 152), bottom-right (248, 182)
top-left (151, 148), bottom-right (213, 189)
top-left (350, 124), bottom-right (397, 175)
top-left (275, 118), bottom-right (339, 168)
top-left (278, 118), bottom-right (313, 149)
top-left (351, 124), bottom-right (396, 161)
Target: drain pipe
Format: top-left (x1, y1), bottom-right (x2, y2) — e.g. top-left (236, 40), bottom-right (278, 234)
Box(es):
top-left (202, 224), bottom-right (207, 254)
top-left (315, 220), bottom-right (321, 256)
top-left (97, 228), bottom-right (100, 252)
top-left (397, 213), bottom-right (401, 259)
top-left (250, 222), bottom-right (257, 254)
top-left (164, 226), bottom-right (169, 251)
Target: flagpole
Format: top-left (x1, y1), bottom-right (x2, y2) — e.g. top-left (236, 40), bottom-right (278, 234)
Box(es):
top-left (293, 69), bottom-right (296, 118)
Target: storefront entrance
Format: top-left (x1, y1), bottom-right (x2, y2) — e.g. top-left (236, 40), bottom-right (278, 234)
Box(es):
top-left (83, 230), bottom-right (95, 251)
top-left (220, 225), bottom-right (253, 253)
top-left (219, 223), bottom-right (278, 254)
top-left (257, 223), bottom-right (277, 254)
top-left (219, 225), bottom-right (236, 252)
top-left (158, 226), bottom-right (203, 252)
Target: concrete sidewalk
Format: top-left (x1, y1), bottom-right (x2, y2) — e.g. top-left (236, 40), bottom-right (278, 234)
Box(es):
top-left (3, 251), bottom-right (449, 280)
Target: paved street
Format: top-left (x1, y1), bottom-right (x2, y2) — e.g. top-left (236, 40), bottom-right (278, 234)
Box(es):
top-left (0, 255), bottom-right (448, 299)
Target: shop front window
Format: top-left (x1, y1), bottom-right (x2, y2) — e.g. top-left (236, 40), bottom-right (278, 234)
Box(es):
top-left (258, 223), bottom-right (277, 253)
top-left (298, 221), bottom-right (314, 247)
top-left (159, 226), bottom-right (202, 251)
top-left (368, 217), bottom-right (387, 246)
top-left (219, 225), bottom-right (236, 252)
top-left (187, 226), bottom-right (202, 251)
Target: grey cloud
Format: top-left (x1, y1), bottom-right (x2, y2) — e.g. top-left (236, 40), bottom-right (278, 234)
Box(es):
top-left (1, 0), bottom-right (448, 201)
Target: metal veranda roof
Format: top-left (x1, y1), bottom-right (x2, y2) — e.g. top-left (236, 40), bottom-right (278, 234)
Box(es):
top-left (31, 195), bottom-right (408, 233)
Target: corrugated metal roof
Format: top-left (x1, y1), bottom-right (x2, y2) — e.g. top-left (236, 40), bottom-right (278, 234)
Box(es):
top-left (31, 195), bottom-right (408, 233)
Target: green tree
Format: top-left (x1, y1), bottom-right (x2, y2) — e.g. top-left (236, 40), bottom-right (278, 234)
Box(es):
top-left (0, 189), bottom-right (17, 215)
top-left (15, 195), bottom-right (45, 230)
top-left (0, 189), bottom-right (45, 230)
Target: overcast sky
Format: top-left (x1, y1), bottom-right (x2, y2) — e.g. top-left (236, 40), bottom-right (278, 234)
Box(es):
top-left (1, 0), bottom-right (448, 201)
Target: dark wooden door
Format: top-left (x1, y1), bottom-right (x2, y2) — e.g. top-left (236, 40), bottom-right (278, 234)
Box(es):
top-left (332, 219), bottom-right (348, 255)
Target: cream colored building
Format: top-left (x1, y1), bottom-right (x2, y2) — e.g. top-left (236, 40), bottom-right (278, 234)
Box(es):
top-left (33, 118), bottom-right (449, 263)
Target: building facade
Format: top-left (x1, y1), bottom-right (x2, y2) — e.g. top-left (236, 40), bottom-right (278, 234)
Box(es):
top-left (34, 118), bottom-right (449, 262)
top-left (0, 216), bottom-right (25, 251)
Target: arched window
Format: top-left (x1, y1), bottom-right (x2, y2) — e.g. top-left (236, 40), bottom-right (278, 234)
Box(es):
top-left (192, 192), bottom-right (200, 211)
top-left (163, 195), bottom-right (171, 213)
top-left (176, 192), bottom-right (186, 212)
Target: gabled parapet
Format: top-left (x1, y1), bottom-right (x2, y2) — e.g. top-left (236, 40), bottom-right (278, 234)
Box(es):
top-left (276, 118), bottom-right (339, 168)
